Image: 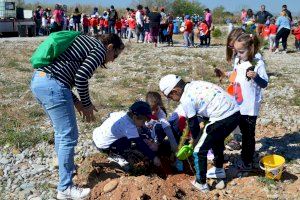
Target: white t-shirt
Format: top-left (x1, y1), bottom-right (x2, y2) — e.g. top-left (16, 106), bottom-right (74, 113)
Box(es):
top-left (180, 81), bottom-right (239, 122)
top-left (93, 111), bottom-right (139, 149)
top-left (233, 56), bottom-right (268, 116)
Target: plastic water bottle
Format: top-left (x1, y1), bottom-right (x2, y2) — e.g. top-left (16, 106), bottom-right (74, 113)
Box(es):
top-left (175, 159), bottom-right (184, 172)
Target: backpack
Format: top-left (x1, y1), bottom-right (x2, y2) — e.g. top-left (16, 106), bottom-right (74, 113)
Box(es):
top-left (30, 31), bottom-right (81, 69)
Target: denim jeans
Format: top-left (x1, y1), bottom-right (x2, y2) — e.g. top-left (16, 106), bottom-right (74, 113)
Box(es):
top-left (184, 31), bottom-right (194, 47)
top-left (30, 71), bottom-right (78, 191)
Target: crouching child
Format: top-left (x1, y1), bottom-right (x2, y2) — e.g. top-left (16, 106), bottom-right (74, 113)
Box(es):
top-left (92, 101), bottom-right (161, 169)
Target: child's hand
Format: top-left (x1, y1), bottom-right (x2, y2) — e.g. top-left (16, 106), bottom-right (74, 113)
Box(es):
top-left (199, 122), bottom-right (205, 129)
top-left (246, 71), bottom-right (257, 79)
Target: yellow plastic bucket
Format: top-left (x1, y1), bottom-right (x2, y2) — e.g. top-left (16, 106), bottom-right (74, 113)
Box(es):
top-left (259, 154), bottom-right (285, 180)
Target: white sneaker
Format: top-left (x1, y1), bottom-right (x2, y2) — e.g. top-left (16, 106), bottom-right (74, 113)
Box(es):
top-left (57, 186), bottom-right (90, 200)
top-left (274, 48), bottom-right (280, 54)
top-left (191, 180), bottom-right (210, 193)
top-left (107, 153), bottom-right (129, 167)
top-left (206, 167), bottom-right (226, 179)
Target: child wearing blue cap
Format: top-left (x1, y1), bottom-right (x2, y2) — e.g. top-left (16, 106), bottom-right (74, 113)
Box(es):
top-left (93, 101), bottom-right (161, 168)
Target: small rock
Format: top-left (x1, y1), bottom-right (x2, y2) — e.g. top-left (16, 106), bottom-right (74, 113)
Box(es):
top-left (230, 181), bottom-right (237, 186)
top-left (267, 194), bottom-right (279, 199)
top-left (225, 190), bottom-right (232, 194)
top-left (162, 195), bottom-right (168, 200)
top-left (215, 180), bottom-right (225, 190)
top-left (103, 180), bottom-right (119, 193)
top-left (0, 158), bottom-right (10, 165)
top-left (0, 169), bottom-right (3, 176)
top-left (213, 193), bottom-right (220, 200)
top-left (12, 148), bottom-right (21, 155)
top-left (29, 197), bottom-right (42, 200)
top-left (20, 183), bottom-right (35, 190)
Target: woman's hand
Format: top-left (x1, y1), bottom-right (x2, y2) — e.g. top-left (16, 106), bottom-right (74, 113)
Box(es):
top-left (246, 70), bottom-right (257, 79)
top-left (82, 104), bottom-right (98, 122)
top-left (74, 101), bottom-right (84, 116)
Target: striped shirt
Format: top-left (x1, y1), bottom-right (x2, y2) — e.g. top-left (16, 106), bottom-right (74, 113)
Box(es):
top-left (42, 35), bottom-right (107, 108)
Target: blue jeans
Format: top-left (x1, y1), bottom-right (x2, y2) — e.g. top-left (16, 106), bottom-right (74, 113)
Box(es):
top-left (30, 71), bottom-right (78, 191)
top-left (184, 31), bottom-right (194, 47)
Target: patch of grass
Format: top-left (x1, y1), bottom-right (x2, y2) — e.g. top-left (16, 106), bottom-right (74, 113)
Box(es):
top-left (292, 89), bottom-right (300, 106)
top-left (118, 78), bottom-right (131, 88)
top-left (14, 65), bottom-right (32, 72)
top-left (257, 177), bottom-right (277, 190)
top-left (107, 95), bottom-right (127, 110)
top-left (37, 182), bottom-right (52, 191)
top-left (28, 109), bottom-right (45, 119)
top-left (0, 127), bottom-right (50, 149)
top-left (7, 59), bottom-right (19, 68)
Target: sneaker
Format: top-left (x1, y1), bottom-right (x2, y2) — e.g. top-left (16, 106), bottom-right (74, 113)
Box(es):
top-left (225, 140), bottom-right (241, 151)
top-left (107, 153), bottom-right (129, 168)
top-left (191, 180), bottom-right (210, 193)
top-left (57, 186), bottom-right (90, 200)
top-left (274, 48), bottom-right (280, 54)
top-left (206, 167), bottom-right (226, 179)
top-left (235, 160), bottom-right (253, 172)
top-left (207, 149), bottom-right (214, 161)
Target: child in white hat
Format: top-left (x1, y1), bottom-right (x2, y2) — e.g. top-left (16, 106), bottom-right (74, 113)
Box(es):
top-left (159, 74), bottom-right (240, 192)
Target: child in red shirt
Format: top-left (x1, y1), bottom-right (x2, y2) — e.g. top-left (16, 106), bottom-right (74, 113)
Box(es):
top-left (115, 18), bottom-right (122, 37)
top-left (198, 19), bottom-right (209, 46)
top-left (183, 15), bottom-right (194, 47)
top-left (268, 19), bottom-right (278, 51)
top-left (82, 14), bottom-right (90, 35)
top-left (121, 16), bottom-right (127, 39)
top-left (103, 18), bottom-right (109, 34)
top-left (166, 21), bottom-right (174, 46)
top-left (292, 20), bottom-right (300, 51)
top-left (99, 17), bottom-right (105, 34)
top-left (127, 16), bottom-right (137, 42)
top-left (90, 15), bottom-right (98, 35)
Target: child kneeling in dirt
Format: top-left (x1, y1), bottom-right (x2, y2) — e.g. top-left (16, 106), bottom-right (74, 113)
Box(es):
top-left (159, 74), bottom-right (240, 192)
top-left (92, 101), bottom-right (161, 169)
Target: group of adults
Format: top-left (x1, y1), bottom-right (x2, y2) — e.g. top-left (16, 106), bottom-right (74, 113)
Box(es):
top-left (241, 4), bottom-right (294, 51)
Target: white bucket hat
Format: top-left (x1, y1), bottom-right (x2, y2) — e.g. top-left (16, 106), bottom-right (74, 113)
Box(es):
top-left (159, 74), bottom-right (182, 96)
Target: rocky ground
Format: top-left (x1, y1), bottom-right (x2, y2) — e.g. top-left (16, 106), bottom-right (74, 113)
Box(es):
top-left (0, 34), bottom-right (299, 200)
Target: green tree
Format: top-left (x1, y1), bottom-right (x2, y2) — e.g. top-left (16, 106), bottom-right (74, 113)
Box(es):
top-left (172, 0), bottom-right (204, 17)
top-left (212, 6), bottom-right (234, 24)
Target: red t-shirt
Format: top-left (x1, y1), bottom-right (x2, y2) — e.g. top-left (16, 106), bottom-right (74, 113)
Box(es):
top-left (104, 19), bottom-right (109, 28)
top-left (292, 27), bottom-right (300, 40)
top-left (90, 18), bottom-right (98, 27)
top-left (168, 23), bottom-right (174, 35)
top-left (269, 24), bottom-right (278, 35)
top-left (115, 21), bottom-right (122, 30)
top-left (185, 20), bottom-right (193, 33)
top-left (128, 18), bottom-right (136, 29)
top-left (121, 19), bottom-right (127, 28)
top-left (262, 26), bottom-right (271, 38)
top-left (199, 22), bottom-right (209, 35)
top-left (82, 17), bottom-right (89, 27)
top-left (99, 18), bottom-right (104, 26)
